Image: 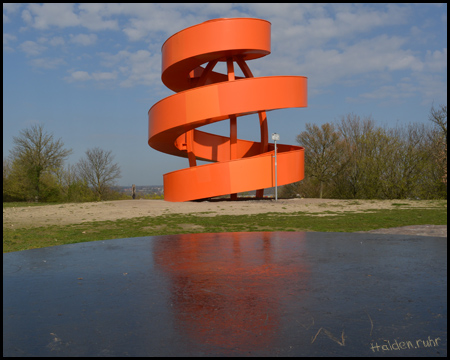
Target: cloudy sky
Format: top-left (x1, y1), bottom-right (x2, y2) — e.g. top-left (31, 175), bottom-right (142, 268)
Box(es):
top-left (3, 3), bottom-right (447, 186)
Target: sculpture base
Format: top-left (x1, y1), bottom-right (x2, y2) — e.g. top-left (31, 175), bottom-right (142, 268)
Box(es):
top-left (3, 232), bottom-right (447, 357)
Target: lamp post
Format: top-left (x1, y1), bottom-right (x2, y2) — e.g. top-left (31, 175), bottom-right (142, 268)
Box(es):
top-left (271, 133), bottom-right (280, 201)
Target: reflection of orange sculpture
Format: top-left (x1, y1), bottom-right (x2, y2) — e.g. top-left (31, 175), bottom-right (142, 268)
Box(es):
top-left (153, 232), bottom-right (309, 353)
top-left (148, 18), bottom-right (307, 202)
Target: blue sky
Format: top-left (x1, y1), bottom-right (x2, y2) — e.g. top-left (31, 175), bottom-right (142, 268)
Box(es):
top-left (3, 3), bottom-right (447, 186)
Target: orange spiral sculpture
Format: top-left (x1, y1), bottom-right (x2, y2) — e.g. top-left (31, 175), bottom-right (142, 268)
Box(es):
top-left (148, 18), bottom-right (307, 202)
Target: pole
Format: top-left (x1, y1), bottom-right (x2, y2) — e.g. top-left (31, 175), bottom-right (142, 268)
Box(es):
top-left (271, 133), bottom-right (280, 201)
top-left (274, 139), bottom-right (277, 201)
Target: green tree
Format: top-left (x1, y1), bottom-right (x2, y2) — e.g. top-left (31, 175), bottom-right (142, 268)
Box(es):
top-left (54, 164), bottom-right (94, 202)
top-left (3, 158), bottom-right (23, 201)
top-left (7, 124), bottom-right (72, 202)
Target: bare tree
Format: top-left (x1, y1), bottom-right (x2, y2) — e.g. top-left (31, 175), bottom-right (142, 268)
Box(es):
top-left (8, 124), bottom-right (72, 201)
top-left (77, 147), bottom-right (121, 200)
top-left (429, 104), bottom-right (447, 185)
top-left (335, 114), bottom-right (377, 198)
top-left (379, 123), bottom-right (432, 199)
top-left (429, 104), bottom-right (447, 137)
top-left (286, 111), bottom-right (446, 200)
top-left (296, 122), bottom-right (346, 198)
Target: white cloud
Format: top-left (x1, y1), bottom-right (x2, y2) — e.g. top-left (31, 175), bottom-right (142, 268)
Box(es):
top-left (19, 40), bottom-right (47, 56)
top-left (77, 3), bottom-right (118, 31)
top-left (122, 9), bottom-right (186, 42)
top-left (23, 3), bottom-right (80, 29)
top-left (21, 9), bottom-right (32, 24)
top-left (3, 33), bottom-right (16, 51)
top-left (119, 50), bottom-right (161, 87)
top-left (118, 3), bottom-right (244, 42)
top-left (3, 3), bottom-right (22, 22)
top-left (37, 36), bottom-right (48, 44)
top-left (348, 64), bottom-right (447, 106)
top-left (70, 33), bottom-right (97, 46)
top-left (99, 49), bottom-right (161, 87)
top-left (30, 57), bottom-right (66, 69)
top-left (425, 48), bottom-right (447, 72)
top-left (243, 3), bottom-right (317, 19)
top-left (68, 71), bottom-right (92, 82)
top-left (244, 3), bottom-right (410, 51)
top-left (261, 34), bottom-right (425, 90)
top-left (3, 33), bottom-right (16, 44)
top-left (3, 3), bottom-right (22, 14)
top-left (20, 3), bottom-right (118, 31)
top-left (64, 70), bottom-right (117, 83)
top-left (7, 3), bottom-right (446, 104)
top-left (92, 71), bottom-right (117, 81)
top-left (414, 72), bottom-right (447, 105)
top-left (49, 36), bottom-right (65, 46)
top-left (359, 82), bottom-right (417, 101)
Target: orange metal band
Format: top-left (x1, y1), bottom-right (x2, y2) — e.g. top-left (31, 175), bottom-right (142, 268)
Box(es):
top-left (148, 18), bottom-right (307, 201)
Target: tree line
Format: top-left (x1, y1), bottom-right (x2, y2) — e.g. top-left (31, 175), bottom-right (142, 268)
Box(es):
top-left (280, 104), bottom-right (447, 200)
top-left (3, 104), bottom-right (447, 203)
top-left (3, 124), bottom-right (122, 202)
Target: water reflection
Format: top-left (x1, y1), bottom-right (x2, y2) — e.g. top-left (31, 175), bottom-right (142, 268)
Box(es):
top-left (153, 232), bottom-right (309, 352)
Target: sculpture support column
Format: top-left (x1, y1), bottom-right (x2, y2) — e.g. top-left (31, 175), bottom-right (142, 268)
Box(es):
top-left (227, 57), bottom-right (238, 200)
top-left (236, 56), bottom-right (268, 198)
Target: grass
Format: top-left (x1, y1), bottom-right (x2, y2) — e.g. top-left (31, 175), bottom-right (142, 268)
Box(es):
top-left (3, 206), bottom-right (447, 253)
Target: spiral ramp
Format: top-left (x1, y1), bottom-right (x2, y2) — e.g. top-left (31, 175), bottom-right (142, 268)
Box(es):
top-left (148, 18), bottom-right (307, 202)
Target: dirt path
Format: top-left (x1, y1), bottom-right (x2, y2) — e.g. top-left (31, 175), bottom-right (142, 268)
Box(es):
top-left (3, 198), bottom-right (447, 237)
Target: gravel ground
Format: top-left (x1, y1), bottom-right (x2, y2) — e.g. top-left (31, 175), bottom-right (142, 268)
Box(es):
top-left (3, 198), bottom-right (446, 237)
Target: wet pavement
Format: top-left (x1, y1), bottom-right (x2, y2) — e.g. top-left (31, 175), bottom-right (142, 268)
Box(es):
top-left (3, 232), bottom-right (447, 357)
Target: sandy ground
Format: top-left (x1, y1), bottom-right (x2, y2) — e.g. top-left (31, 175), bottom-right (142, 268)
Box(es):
top-left (3, 198), bottom-right (447, 237)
